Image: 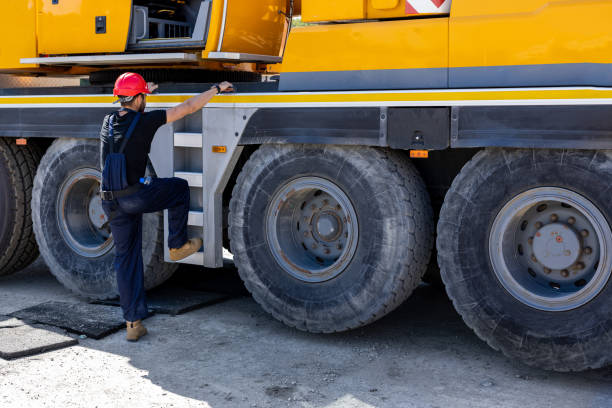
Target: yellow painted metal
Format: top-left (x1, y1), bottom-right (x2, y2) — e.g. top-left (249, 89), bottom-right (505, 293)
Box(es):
top-left (2, 87), bottom-right (612, 108)
top-left (450, 0), bottom-right (612, 68)
top-left (203, 0), bottom-right (227, 55)
top-left (217, 0), bottom-right (289, 55)
top-left (301, 0), bottom-right (449, 21)
top-left (302, 0), bottom-right (366, 22)
top-left (208, 87), bottom-right (612, 106)
top-left (367, 0), bottom-right (406, 19)
top-left (0, 2), bottom-right (38, 70)
top-left (281, 18), bottom-right (448, 73)
top-left (36, 0), bottom-right (132, 55)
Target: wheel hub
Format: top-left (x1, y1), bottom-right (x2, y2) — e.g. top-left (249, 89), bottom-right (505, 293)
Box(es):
top-left (266, 177), bottom-right (359, 283)
top-left (532, 223), bottom-right (581, 270)
top-left (489, 187), bottom-right (612, 311)
top-left (88, 192), bottom-right (108, 230)
top-left (56, 168), bottom-right (113, 258)
top-left (314, 211), bottom-right (342, 242)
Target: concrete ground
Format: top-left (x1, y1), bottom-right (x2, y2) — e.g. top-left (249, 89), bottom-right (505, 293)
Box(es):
top-left (1, 258), bottom-right (611, 408)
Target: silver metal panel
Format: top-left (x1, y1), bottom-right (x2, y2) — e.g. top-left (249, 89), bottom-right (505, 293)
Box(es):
top-left (174, 171), bottom-right (203, 187)
top-left (202, 107), bottom-right (255, 267)
top-left (174, 132), bottom-right (203, 148)
top-left (153, 120), bottom-right (176, 264)
top-left (207, 52), bottom-right (282, 64)
top-left (188, 211), bottom-right (204, 226)
top-left (21, 53), bottom-right (198, 66)
top-left (149, 123), bottom-right (175, 178)
top-left (191, 0), bottom-right (212, 42)
top-left (129, 6), bottom-right (149, 44)
top-left (216, 0), bottom-right (228, 52)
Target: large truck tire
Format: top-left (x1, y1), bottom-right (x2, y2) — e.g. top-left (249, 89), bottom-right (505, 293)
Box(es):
top-left (438, 148), bottom-right (612, 371)
top-left (229, 144), bottom-right (434, 333)
top-left (0, 138), bottom-right (41, 276)
top-left (32, 138), bottom-right (177, 299)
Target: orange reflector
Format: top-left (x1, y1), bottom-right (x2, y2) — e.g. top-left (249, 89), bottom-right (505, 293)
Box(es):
top-left (212, 145), bottom-right (227, 153)
top-left (410, 150), bottom-right (429, 159)
top-left (16, 138), bottom-right (27, 146)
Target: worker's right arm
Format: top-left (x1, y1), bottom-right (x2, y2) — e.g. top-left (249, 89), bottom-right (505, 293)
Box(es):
top-left (166, 81), bottom-right (233, 124)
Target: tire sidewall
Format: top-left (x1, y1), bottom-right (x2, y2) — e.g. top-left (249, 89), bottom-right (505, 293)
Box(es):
top-left (440, 149), bottom-right (612, 369)
top-left (231, 145), bottom-right (420, 330)
top-left (34, 140), bottom-right (117, 297)
top-left (0, 146), bottom-right (14, 263)
top-left (32, 139), bottom-right (170, 298)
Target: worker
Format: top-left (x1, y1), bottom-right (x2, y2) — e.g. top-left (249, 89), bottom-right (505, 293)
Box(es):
top-left (100, 73), bottom-right (233, 342)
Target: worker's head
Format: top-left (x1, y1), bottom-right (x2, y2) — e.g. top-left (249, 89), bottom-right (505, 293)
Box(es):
top-left (113, 72), bottom-right (151, 113)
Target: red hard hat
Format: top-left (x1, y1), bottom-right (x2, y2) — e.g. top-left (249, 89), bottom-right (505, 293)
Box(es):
top-left (113, 72), bottom-right (151, 97)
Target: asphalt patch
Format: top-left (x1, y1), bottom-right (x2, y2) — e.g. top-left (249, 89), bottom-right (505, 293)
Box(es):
top-left (94, 287), bottom-right (229, 315)
top-left (0, 316), bottom-right (78, 360)
top-left (10, 302), bottom-right (126, 340)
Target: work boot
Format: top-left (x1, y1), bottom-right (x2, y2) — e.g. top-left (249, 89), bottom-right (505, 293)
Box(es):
top-left (126, 320), bottom-right (148, 342)
top-left (169, 238), bottom-right (203, 261)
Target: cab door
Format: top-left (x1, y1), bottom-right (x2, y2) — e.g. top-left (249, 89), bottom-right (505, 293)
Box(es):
top-left (37, 0), bottom-right (132, 55)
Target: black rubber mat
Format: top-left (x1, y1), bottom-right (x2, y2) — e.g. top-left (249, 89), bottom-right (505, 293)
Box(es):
top-left (94, 287), bottom-right (229, 316)
top-left (0, 316), bottom-right (78, 360)
top-left (10, 302), bottom-right (126, 340)
top-left (170, 262), bottom-right (250, 297)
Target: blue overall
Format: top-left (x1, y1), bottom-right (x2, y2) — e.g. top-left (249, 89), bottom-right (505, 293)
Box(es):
top-left (101, 110), bottom-right (190, 322)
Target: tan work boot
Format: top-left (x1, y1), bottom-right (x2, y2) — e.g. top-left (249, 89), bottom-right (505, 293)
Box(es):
top-left (169, 238), bottom-right (203, 261)
top-left (126, 320), bottom-right (148, 342)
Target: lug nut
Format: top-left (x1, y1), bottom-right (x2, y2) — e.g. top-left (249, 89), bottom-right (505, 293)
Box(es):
top-left (584, 247), bottom-right (593, 255)
top-left (531, 255), bottom-right (538, 263)
top-left (572, 262), bottom-right (585, 270)
top-left (550, 214), bottom-right (558, 222)
top-left (568, 217), bottom-right (576, 225)
top-left (337, 244), bottom-right (343, 250)
top-left (560, 269), bottom-right (569, 278)
top-left (581, 229), bottom-right (589, 237)
top-left (543, 267), bottom-right (552, 274)
top-left (324, 248), bottom-right (331, 255)
top-left (528, 237), bottom-right (534, 245)
top-left (535, 222), bottom-right (543, 229)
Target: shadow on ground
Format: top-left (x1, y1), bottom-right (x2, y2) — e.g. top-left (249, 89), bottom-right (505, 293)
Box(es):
top-left (3, 260), bottom-right (612, 407)
top-left (89, 264), bottom-right (612, 407)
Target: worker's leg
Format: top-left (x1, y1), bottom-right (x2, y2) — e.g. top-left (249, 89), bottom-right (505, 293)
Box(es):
top-left (118, 177), bottom-right (190, 249)
top-left (106, 206), bottom-right (148, 322)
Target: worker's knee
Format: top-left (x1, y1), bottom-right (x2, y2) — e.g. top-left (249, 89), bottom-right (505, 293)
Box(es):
top-left (170, 177), bottom-right (190, 198)
top-left (174, 177), bottom-right (189, 191)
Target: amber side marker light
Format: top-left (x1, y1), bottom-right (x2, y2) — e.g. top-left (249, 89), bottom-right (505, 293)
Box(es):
top-left (16, 138), bottom-right (27, 146)
top-left (410, 150), bottom-right (429, 159)
top-left (212, 146), bottom-right (227, 153)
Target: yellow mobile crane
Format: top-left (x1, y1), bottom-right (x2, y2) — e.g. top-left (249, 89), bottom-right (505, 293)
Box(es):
top-left (1, 0), bottom-right (612, 372)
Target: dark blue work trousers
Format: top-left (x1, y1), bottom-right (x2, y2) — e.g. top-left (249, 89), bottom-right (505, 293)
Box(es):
top-left (102, 177), bottom-right (190, 322)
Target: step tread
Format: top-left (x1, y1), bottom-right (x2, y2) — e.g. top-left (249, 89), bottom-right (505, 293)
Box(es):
top-left (174, 132), bottom-right (203, 148)
top-left (174, 171), bottom-right (203, 187)
top-left (188, 211), bottom-right (204, 226)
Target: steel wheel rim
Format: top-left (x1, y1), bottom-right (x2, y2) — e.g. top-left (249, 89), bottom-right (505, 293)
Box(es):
top-left (489, 187), bottom-right (612, 311)
top-left (56, 168), bottom-right (113, 258)
top-left (266, 177), bottom-right (359, 283)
